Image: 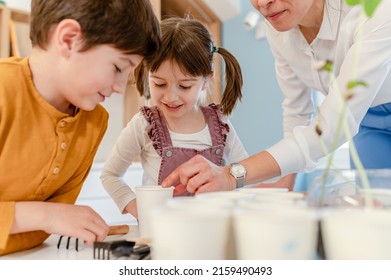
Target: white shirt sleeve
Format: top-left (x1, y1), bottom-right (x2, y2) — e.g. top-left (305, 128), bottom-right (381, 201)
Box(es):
top-left (100, 112), bottom-right (148, 213)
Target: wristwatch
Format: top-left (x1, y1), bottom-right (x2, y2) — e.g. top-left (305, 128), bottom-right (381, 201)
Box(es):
top-left (229, 163), bottom-right (246, 188)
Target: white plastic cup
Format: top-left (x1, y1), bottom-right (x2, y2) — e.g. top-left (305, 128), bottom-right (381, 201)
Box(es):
top-left (237, 187), bottom-right (289, 194)
top-left (165, 197), bottom-right (237, 259)
top-left (233, 207), bottom-right (318, 260)
top-left (253, 191), bottom-right (306, 206)
top-left (166, 196), bottom-right (235, 210)
top-left (135, 185), bottom-right (174, 238)
top-left (150, 205), bottom-right (230, 260)
top-left (195, 190), bottom-right (255, 204)
top-left (255, 191), bottom-right (305, 200)
top-left (321, 208), bottom-right (391, 259)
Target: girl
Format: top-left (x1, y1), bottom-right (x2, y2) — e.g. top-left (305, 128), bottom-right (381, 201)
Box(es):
top-left (101, 16), bottom-right (248, 218)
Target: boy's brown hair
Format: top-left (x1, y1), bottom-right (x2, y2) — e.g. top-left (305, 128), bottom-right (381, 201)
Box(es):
top-left (30, 0), bottom-right (161, 62)
top-left (135, 15), bottom-right (243, 115)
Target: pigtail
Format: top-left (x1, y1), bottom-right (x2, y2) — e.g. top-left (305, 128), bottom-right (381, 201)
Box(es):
top-left (215, 47), bottom-right (243, 115)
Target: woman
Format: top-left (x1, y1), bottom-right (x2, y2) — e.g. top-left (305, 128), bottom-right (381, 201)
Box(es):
top-left (161, 0), bottom-right (391, 193)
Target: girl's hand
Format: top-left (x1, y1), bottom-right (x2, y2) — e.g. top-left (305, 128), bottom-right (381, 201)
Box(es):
top-left (124, 199), bottom-right (138, 220)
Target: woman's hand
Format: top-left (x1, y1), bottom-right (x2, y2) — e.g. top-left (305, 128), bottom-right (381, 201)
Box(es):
top-left (162, 155), bottom-right (236, 194)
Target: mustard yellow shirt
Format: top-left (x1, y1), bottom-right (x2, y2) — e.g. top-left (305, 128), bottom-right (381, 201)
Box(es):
top-left (0, 57), bottom-right (108, 255)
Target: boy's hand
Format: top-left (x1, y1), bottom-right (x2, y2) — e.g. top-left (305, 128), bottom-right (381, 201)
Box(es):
top-left (43, 203), bottom-right (109, 245)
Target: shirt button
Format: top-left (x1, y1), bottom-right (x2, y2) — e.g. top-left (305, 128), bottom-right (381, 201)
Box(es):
top-left (165, 150), bottom-right (173, 158)
top-left (60, 121), bottom-right (66, 128)
top-left (61, 142), bottom-right (67, 150)
top-left (53, 167), bottom-right (60, 174)
top-left (215, 148), bottom-right (222, 155)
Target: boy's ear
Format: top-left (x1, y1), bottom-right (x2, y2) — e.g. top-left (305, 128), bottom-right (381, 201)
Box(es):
top-left (54, 19), bottom-right (83, 58)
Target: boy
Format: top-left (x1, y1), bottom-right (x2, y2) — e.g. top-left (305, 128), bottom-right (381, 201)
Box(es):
top-left (0, 0), bottom-right (160, 256)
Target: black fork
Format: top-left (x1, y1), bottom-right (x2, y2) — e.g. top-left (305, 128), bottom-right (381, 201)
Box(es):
top-left (56, 224), bottom-right (130, 252)
top-left (57, 235), bottom-right (80, 251)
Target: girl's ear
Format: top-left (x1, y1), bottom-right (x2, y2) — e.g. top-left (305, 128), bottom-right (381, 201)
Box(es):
top-left (54, 19), bottom-right (83, 58)
top-left (202, 73), bottom-right (213, 90)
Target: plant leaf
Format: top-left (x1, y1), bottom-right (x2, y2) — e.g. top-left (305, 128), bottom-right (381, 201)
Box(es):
top-left (347, 80), bottom-right (368, 89)
top-left (362, 0), bottom-right (382, 17)
top-left (345, 0), bottom-right (360, 5)
top-left (345, 0), bottom-right (382, 17)
top-left (324, 61), bottom-right (333, 72)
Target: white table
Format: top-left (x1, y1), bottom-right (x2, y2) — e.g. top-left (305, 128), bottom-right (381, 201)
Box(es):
top-left (0, 225), bottom-right (140, 260)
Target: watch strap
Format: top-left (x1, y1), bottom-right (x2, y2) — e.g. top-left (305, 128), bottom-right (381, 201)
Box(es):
top-left (236, 176), bottom-right (245, 188)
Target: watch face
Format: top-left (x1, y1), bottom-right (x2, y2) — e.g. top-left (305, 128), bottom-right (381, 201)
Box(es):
top-left (231, 164), bottom-right (246, 177)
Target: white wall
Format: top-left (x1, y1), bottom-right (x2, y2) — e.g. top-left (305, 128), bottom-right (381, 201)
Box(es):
top-left (5, 0), bottom-right (31, 11)
top-left (223, 2), bottom-right (283, 156)
top-left (202, 0), bottom-right (241, 21)
top-left (94, 95), bottom-right (125, 162)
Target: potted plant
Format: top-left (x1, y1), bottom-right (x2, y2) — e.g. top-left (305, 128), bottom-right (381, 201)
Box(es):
top-left (306, 0), bottom-right (391, 260)
top-left (307, 0), bottom-right (386, 209)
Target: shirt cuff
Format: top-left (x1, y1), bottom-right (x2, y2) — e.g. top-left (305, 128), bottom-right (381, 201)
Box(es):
top-left (119, 192), bottom-right (136, 214)
top-left (266, 135), bottom-right (313, 176)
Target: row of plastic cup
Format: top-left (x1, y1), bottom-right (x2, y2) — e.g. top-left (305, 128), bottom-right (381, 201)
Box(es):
top-left (136, 186), bottom-right (391, 259)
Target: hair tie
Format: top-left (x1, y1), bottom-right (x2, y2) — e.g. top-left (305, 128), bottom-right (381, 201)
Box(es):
top-left (213, 46), bottom-right (219, 53)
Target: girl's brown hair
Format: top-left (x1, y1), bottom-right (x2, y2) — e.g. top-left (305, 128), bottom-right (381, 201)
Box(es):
top-left (135, 15), bottom-right (243, 115)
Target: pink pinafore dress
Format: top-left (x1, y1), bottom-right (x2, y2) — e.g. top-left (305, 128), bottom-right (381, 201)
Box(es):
top-left (140, 104), bottom-right (229, 196)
